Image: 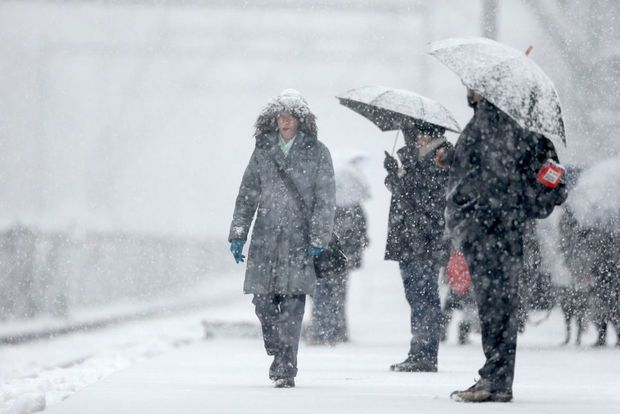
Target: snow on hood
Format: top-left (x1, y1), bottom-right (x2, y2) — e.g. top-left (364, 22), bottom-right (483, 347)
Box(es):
top-left (254, 89), bottom-right (317, 141)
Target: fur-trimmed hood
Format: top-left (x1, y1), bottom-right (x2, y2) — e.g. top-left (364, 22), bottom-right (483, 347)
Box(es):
top-left (254, 89), bottom-right (318, 147)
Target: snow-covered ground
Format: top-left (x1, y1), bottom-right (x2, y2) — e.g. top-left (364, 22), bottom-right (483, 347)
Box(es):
top-left (3, 261), bottom-right (619, 414)
top-left (0, 274), bottom-right (245, 414)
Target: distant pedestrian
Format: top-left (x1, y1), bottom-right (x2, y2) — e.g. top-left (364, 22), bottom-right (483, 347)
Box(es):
top-left (558, 203), bottom-right (594, 345)
top-left (307, 153), bottom-right (370, 345)
top-left (588, 228), bottom-right (620, 347)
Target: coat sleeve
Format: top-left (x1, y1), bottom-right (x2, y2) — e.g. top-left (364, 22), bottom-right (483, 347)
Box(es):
top-left (521, 134), bottom-right (568, 219)
top-left (228, 149), bottom-right (261, 242)
top-left (384, 173), bottom-right (402, 194)
top-left (309, 144), bottom-right (336, 248)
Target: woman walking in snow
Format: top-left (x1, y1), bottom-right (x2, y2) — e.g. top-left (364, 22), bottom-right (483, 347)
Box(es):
top-left (228, 89), bottom-right (336, 388)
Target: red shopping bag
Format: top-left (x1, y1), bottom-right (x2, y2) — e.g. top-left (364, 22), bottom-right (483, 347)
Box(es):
top-left (446, 252), bottom-right (472, 296)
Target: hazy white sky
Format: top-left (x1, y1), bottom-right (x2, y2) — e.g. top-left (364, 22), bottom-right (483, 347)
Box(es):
top-left (0, 1), bottom-right (614, 244)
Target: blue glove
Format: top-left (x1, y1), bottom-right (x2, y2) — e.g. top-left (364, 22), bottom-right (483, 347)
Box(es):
top-left (308, 246), bottom-right (325, 257)
top-left (230, 239), bottom-right (246, 263)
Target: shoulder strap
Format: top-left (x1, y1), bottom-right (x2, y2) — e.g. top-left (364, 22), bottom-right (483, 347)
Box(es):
top-left (271, 152), bottom-right (312, 225)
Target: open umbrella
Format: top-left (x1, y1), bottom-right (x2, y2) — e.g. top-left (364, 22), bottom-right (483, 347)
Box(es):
top-left (336, 85), bottom-right (461, 133)
top-left (429, 37), bottom-right (566, 146)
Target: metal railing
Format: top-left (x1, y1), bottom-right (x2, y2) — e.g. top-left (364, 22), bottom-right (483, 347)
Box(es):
top-left (0, 224), bottom-right (229, 321)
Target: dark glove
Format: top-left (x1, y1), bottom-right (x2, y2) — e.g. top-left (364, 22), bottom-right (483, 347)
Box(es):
top-left (554, 181), bottom-right (568, 206)
top-left (383, 151), bottom-right (399, 176)
top-left (308, 246), bottom-right (325, 257)
top-left (524, 181), bottom-right (568, 219)
top-left (230, 239), bottom-right (246, 263)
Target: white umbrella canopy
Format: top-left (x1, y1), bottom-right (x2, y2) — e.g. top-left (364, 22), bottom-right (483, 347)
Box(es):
top-left (429, 37), bottom-right (566, 146)
top-left (569, 156), bottom-right (620, 232)
top-left (336, 85), bottom-right (461, 133)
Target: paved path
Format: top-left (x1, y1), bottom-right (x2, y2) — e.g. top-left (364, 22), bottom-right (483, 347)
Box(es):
top-left (45, 263), bottom-right (620, 414)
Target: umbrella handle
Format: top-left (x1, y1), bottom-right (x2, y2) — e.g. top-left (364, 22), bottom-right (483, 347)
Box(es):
top-left (391, 130), bottom-right (400, 156)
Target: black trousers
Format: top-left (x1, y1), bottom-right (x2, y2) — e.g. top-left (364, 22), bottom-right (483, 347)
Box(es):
top-left (253, 294), bottom-right (306, 379)
top-left (462, 224), bottom-right (523, 393)
top-left (399, 259), bottom-right (442, 365)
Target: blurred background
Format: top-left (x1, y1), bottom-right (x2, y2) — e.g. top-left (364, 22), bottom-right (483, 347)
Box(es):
top-left (1, 0), bottom-right (619, 324)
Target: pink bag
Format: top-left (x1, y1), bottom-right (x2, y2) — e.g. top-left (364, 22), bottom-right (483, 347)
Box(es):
top-left (447, 252), bottom-right (472, 296)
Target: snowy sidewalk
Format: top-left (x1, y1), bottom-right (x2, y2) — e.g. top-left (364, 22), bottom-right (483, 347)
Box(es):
top-left (44, 263), bottom-right (620, 414)
top-left (44, 330), bottom-right (620, 414)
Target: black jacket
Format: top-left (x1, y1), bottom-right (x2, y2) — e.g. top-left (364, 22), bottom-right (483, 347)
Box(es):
top-left (334, 205), bottom-right (368, 270)
top-left (384, 141), bottom-right (451, 267)
top-left (445, 100), bottom-right (567, 250)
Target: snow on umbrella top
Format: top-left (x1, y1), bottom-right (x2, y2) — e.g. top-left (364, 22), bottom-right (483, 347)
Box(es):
top-left (336, 85), bottom-right (461, 133)
top-left (568, 156), bottom-right (620, 232)
top-left (429, 37), bottom-right (566, 146)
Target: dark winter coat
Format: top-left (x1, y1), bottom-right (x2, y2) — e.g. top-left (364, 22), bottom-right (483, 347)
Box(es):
top-left (334, 205), bottom-right (368, 270)
top-left (384, 141), bottom-right (451, 267)
top-left (445, 99), bottom-right (568, 251)
top-left (588, 228), bottom-right (620, 326)
top-left (229, 104), bottom-right (335, 295)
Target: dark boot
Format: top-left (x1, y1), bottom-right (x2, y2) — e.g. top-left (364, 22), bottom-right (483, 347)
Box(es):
top-left (575, 317), bottom-right (586, 346)
top-left (593, 322), bottom-right (607, 347)
top-left (457, 322), bottom-right (471, 345)
top-left (562, 313), bottom-right (571, 345)
top-left (451, 378), bottom-right (513, 403)
top-left (389, 356), bottom-right (437, 372)
top-left (440, 307), bottom-right (453, 343)
top-left (273, 378), bottom-right (295, 388)
top-left (269, 355), bottom-right (282, 380)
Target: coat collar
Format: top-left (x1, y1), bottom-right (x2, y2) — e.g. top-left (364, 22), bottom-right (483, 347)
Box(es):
top-left (267, 131), bottom-right (315, 170)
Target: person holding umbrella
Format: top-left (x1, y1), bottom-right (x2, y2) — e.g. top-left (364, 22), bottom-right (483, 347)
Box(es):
top-left (383, 121), bottom-right (453, 372)
top-left (228, 89), bottom-right (336, 388)
top-left (336, 86), bottom-right (461, 372)
top-left (430, 37), bottom-right (569, 402)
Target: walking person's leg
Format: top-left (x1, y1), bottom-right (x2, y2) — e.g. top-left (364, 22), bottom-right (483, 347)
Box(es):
top-left (575, 287), bottom-right (588, 346)
top-left (310, 275), bottom-right (343, 344)
top-left (592, 278), bottom-right (610, 347)
top-left (332, 270), bottom-right (350, 343)
top-left (254, 293), bottom-right (306, 387)
top-left (253, 294), bottom-right (281, 357)
top-left (460, 292), bottom-right (478, 344)
top-left (441, 289), bottom-right (460, 342)
top-left (274, 294), bottom-right (306, 386)
top-left (309, 277), bottom-right (331, 344)
top-left (593, 320), bottom-right (608, 346)
top-left (457, 319), bottom-right (472, 345)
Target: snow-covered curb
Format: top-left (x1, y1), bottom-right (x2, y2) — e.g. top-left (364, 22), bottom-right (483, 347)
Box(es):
top-left (0, 275), bottom-right (245, 414)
